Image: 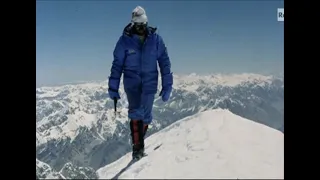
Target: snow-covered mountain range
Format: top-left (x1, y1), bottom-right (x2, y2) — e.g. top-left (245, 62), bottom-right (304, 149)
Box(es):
top-left (36, 73), bottom-right (283, 178)
top-left (36, 158), bottom-right (97, 179)
top-left (97, 109), bottom-right (284, 179)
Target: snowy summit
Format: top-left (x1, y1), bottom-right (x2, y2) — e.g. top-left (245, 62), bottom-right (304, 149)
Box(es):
top-left (97, 109), bottom-right (283, 179)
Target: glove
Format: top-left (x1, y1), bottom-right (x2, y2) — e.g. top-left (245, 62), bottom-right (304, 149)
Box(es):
top-left (108, 88), bottom-right (120, 100)
top-left (159, 86), bottom-right (172, 102)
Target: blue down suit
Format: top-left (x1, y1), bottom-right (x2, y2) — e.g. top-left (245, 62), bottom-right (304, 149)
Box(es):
top-left (108, 24), bottom-right (173, 125)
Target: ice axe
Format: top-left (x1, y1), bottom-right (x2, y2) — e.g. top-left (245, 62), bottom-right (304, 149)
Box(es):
top-left (113, 98), bottom-right (117, 118)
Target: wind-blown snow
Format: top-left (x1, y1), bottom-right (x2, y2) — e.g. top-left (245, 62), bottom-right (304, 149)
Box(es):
top-left (97, 109), bottom-right (283, 179)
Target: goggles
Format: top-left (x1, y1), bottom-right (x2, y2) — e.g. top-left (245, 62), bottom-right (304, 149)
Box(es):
top-left (133, 22), bottom-right (147, 31)
top-left (133, 21), bottom-right (147, 27)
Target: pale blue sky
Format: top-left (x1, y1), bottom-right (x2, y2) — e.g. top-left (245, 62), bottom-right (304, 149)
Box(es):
top-left (36, 0), bottom-right (284, 87)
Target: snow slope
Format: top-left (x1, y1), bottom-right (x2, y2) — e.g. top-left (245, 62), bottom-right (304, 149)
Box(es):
top-left (97, 109), bottom-right (283, 179)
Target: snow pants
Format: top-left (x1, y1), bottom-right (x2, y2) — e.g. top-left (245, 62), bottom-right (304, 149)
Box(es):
top-left (126, 90), bottom-right (155, 125)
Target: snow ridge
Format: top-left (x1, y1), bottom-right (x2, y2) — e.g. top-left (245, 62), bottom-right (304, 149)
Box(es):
top-left (97, 109), bottom-right (283, 179)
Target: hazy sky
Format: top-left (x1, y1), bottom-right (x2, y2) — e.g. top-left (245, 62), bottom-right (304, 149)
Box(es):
top-left (36, 0), bottom-right (284, 87)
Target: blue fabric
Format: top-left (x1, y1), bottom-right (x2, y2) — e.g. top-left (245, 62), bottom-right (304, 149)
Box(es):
top-left (108, 23), bottom-right (173, 123)
top-left (126, 90), bottom-right (155, 124)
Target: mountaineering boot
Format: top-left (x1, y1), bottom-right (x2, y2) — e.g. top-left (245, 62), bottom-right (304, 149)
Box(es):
top-left (130, 120), bottom-right (145, 160)
top-left (132, 144), bottom-right (143, 160)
